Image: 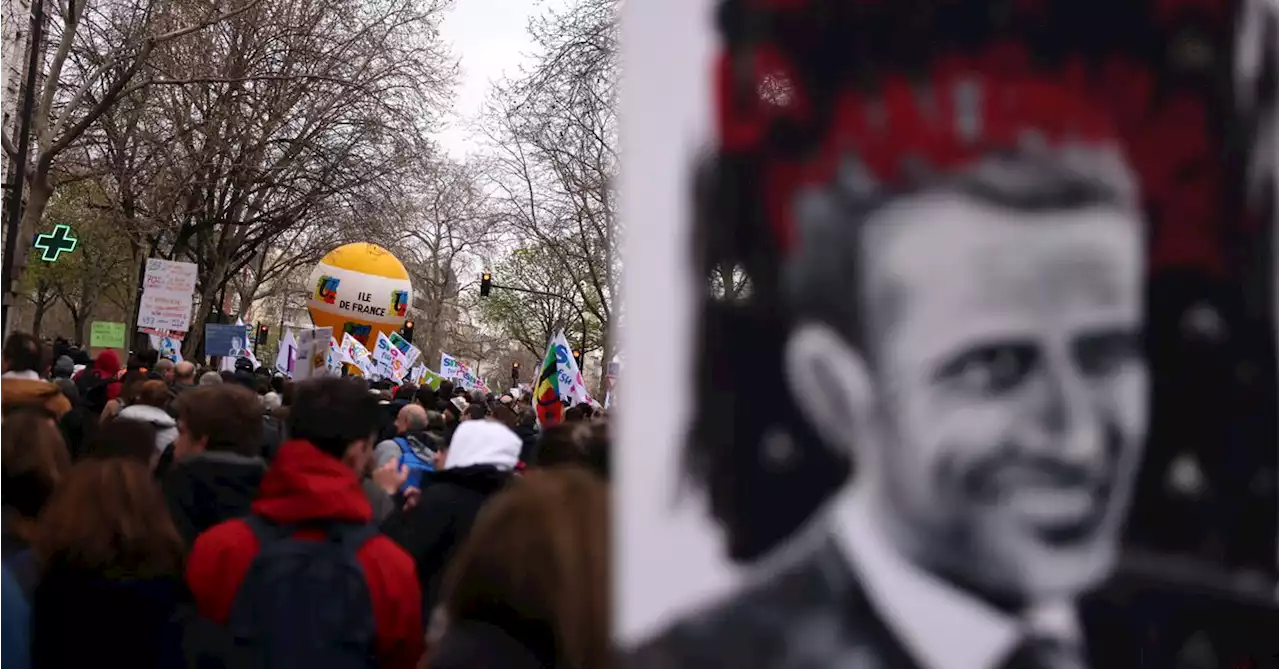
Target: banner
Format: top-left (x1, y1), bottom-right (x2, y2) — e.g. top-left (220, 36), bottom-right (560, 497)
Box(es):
top-left (604, 360), bottom-right (620, 408)
top-left (409, 364), bottom-right (444, 390)
top-left (293, 327), bottom-right (332, 380)
top-left (548, 330), bottom-right (592, 405)
top-left (420, 367), bottom-right (444, 390)
top-left (275, 330), bottom-right (297, 376)
top-left (372, 332), bottom-right (410, 382)
top-left (205, 323), bottom-right (250, 357)
top-left (440, 352), bottom-right (488, 392)
top-left (440, 352), bottom-right (464, 380)
top-left (89, 322), bottom-right (126, 349)
top-left (327, 337), bottom-right (345, 373)
top-left (341, 333), bottom-right (375, 377)
top-left (137, 259), bottom-right (197, 333)
top-left (147, 334), bottom-right (184, 362)
top-left (388, 331), bottom-right (422, 369)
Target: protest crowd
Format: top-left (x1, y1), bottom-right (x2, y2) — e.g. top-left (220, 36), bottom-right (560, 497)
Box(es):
top-left (0, 330), bottom-right (611, 669)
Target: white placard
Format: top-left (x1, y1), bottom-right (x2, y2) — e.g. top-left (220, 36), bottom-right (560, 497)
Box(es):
top-left (137, 259), bottom-right (198, 333)
top-left (292, 327), bottom-right (332, 381)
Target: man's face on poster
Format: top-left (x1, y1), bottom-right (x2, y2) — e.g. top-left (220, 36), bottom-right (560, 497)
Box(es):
top-left (856, 190), bottom-right (1147, 600)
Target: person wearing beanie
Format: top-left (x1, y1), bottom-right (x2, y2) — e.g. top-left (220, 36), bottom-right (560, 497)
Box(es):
top-left (52, 356), bottom-right (74, 380)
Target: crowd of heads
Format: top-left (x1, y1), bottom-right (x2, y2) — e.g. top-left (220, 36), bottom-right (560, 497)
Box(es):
top-left (2, 329), bottom-right (613, 668)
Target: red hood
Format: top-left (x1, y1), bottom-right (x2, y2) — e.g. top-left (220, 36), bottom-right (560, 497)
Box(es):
top-left (94, 350), bottom-right (120, 376)
top-left (251, 440), bottom-right (371, 524)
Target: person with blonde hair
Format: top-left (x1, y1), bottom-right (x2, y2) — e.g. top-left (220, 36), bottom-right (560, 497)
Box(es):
top-left (430, 468), bottom-right (610, 669)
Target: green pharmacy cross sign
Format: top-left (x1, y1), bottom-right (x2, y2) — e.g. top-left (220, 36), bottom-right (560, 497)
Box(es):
top-left (33, 224), bottom-right (78, 262)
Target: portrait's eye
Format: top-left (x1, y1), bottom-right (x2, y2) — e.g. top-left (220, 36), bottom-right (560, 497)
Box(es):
top-left (1074, 328), bottom-right (1142, 377)
top-left (934, 343), bottom-right (1038, 396)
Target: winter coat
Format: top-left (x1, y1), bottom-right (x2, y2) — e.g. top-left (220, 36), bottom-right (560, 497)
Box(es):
top-left (186, 439), bottom-right (424, 669)
top-left (116, 404), bottom-right (179, 452)
top-left (381, 420), bottom-right (521, 620)
top-left (161, 451), bottom-right (267, 547)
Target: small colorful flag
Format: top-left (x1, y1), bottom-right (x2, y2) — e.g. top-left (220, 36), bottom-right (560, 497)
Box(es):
top-left (535, 342), bottom-right (562, 427)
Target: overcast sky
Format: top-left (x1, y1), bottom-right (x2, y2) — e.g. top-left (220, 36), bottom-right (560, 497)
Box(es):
top-left (433, 0), bottom-right (568, 159)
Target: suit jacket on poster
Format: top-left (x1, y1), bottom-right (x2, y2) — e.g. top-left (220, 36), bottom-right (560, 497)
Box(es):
top-left (628, 536), bottom-right (1276, 669)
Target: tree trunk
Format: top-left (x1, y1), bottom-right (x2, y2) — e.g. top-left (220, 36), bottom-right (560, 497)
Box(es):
top-left (183, 260), bottom-right (229, 360)
top-left (125, 247), bottom-right (148, 352)
top-left (72, 311), bottom-right (87, 345)
top-left (597, 325), bottom-right (615, 399)
top-left (31, 301), bottom-right (45, 338)
top-left (18, 178), bottom-right (53, 246)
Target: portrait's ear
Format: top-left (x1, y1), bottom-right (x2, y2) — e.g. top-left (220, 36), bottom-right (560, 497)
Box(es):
top-left (783, 322), bottom-right (876, 459)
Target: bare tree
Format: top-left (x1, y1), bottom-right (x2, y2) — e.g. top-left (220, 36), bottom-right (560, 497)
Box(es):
top-left (479, 242), bottom-right (602, 360)
top-left (478, 0), bottom-right (619, 393)
top-left (3, 0), bottom-right (271, 244)
top-left (397, 157), bottom-right (500, 368)
top-left (112, 0), bottom-right (457, 356)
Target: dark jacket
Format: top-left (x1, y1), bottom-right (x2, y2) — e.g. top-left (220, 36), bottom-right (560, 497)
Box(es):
top-left (514, 423), bottom-right (538, 464)
top-left (381, 465), bottom-right (514, 620)
top-left (165, 381), bottom-right (197, 417)
top-left (260, 413), bottom-right (286, 461)
top-left (161, 451), bottom-right (267, 547)
top-left (56, 400), bottom-right (96, 462)
top-left (186, 440), bottom-right (424, 669)
top-left (628, 537), bottom-right (1278, 669)
top-left (31, 567), bottom-right (184, 668)
top-left (75, 350), bottom-right (122, 415)
top-left (430, 619), bottom-right (555, 669)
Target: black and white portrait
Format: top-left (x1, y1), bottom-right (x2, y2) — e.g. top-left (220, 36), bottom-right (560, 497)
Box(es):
top-left (619, 1), bottom-right (1277, 668)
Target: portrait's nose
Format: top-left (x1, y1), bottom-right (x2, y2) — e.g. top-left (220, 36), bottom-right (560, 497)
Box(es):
top-left (1026, 346), bottom-right (1105, 465)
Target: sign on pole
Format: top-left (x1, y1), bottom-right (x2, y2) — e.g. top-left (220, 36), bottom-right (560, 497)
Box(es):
top-left (292, 327), bottom-right (332, 381)
top-left (89, 321), bottom-right (125, 349)
top-left (137, 259), bottom-right (198, 335)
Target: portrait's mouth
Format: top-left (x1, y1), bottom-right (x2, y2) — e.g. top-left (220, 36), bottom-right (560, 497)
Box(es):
top-left (966, 462), bottom-right (1114, 545)
top-left (1005, 482), bottom-right (1110, 545)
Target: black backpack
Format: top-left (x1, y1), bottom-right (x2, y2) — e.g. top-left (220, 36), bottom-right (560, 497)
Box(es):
top-left (78, 371), bottom-right (111, 415)
top-left (224, 516), bottom-right (379, 669)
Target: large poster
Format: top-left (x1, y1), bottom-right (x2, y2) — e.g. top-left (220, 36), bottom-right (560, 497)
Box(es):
top-left (620, 1), bottom-right (1277, 667)
top-left (137, 258), bottom-right (198, 334)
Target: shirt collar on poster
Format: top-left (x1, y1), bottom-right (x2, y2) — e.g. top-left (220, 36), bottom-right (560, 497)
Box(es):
top-left (834, 484), bottom-right (1082, 669)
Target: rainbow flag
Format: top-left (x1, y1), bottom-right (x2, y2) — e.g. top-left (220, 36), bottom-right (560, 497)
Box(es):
top-left (535, 343), bottom-right (562, 426)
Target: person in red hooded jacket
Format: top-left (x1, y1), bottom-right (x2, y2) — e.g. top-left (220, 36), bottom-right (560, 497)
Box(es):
top-left (74, 349), bottom-right (122, 416)
top-left (185, 377), bottom-right (424, 669)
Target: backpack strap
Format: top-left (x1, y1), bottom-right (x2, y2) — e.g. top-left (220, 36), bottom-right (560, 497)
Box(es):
top-left (394, 436), bottom-right (411, 456)
top-left (325, 522), bottom-right (378, 558)
top-left (243, 515), bottom-right (375, 557)
top-left (242, 515), bottom-right (297, 545)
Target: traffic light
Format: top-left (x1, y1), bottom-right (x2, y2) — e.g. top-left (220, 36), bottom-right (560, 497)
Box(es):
top-left (511, 361), bottom-right (520, 383)
top-left (572, 349), bottom-right (582, 366)
top-left (479, 272), bottom-right (492, 297)
top-left (255, 324), bottom-right (269, 347)
top-left (401, 319), bottom-right (415, 344)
